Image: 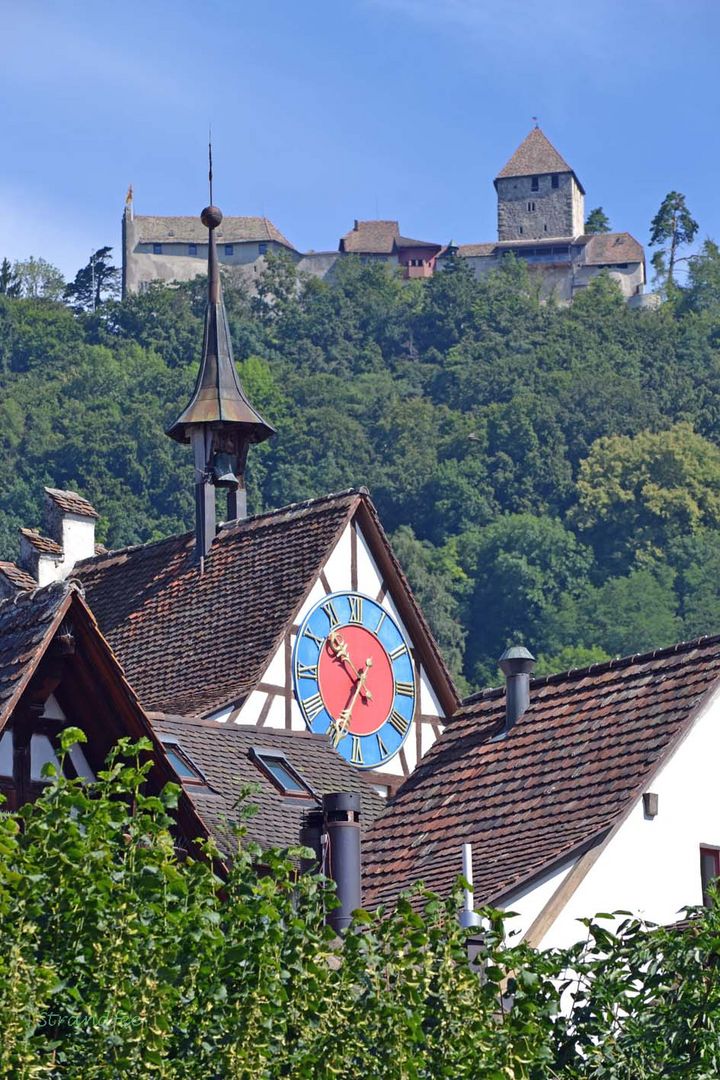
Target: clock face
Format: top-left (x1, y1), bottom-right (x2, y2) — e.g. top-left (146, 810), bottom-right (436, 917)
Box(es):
top-left (292, 591), bottom-right (416, 769)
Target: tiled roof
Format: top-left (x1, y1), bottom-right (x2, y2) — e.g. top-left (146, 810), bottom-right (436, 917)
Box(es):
top-left (363, 637), bottom-right (720, 909)
top-left (580, 232), bottom-right (644, 266)
top-left (152, 716), bottom-right (385, 855)
top-left (135, 215), bottom-right (296, 251)
top-left (0, 561), bottom-right (37, 592)
top-left (395, 235), bottom-right (442, 251)
top-left (496, 127), bottom-right (576, 182)
top-left (19, 529), bottom-right (63, 556)
top-left (44, 487), bottom-right (99, 519)
top-left (75, 491), bottom-right (362, 717)
top-left (340, 221), bottom-right (400, 254)
top-left (457, 243), bottom-right (496, 257)
top-left (0, 583), bottom-right (70, 724)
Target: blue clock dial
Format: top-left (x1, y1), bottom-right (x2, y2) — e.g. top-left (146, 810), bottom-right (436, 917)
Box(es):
top-left (292, 591), bottom-right (416, 769)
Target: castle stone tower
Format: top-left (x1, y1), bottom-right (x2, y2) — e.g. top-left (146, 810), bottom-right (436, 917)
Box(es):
top-left (495, 128), bottom-right (585, 241)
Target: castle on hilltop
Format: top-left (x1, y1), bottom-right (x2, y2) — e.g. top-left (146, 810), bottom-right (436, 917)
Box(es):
top-left (122, 128), bottom-right (646, 303)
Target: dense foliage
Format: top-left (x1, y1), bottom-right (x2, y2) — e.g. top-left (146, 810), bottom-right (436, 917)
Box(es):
top-left (2, 733), bottom-right (720, 1079)
top-left (3, 244), bottom-right (720, 688)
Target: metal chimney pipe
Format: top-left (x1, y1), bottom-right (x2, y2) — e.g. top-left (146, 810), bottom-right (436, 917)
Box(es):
top-left (459, 843), bottom-right (481, 929)
top-left (299, 807), bottom-right (324, 876)
top-left (322, 792), bottom-right (362, 934)
top-left (498, 645), bottom-right (535, 734)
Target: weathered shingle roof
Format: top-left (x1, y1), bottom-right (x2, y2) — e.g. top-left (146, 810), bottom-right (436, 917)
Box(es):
top-left (495, 128), bottom-right (584, 192)
top-left (19, 529), bottom-right (63, 556)
top-left (75, 491), bottom-right (362, 717)
top-left (580, 231), bottom-right (644, 266)
top-left (44, 487), bottom-right (99, 519)
top-left (457, 243), bottom-right (496, 257)
top-left (135, 215), bottom-right (295, 251)
top-left (0, 561), bottom-right (37, 592)
top-left (152, 716), bottom-right (385, 855)
top-left (364, 637), bottom-right (720, 909)
top-left (0, 584), bottom-right (69, 723)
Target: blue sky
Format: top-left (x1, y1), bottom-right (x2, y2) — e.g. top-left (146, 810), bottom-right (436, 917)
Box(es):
top-left (1, 0), bottom-right (718, 279)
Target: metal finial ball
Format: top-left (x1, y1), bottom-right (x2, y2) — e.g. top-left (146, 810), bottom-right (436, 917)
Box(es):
top-left (201, 205), bottom-right (223, 229)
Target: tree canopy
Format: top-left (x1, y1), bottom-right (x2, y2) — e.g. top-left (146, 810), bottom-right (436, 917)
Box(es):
top-left (2, 247), bottom-right (720, 689)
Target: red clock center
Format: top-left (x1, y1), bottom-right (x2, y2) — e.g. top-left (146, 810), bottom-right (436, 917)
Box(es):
top-left (318, 625), bottom-right (395, 736)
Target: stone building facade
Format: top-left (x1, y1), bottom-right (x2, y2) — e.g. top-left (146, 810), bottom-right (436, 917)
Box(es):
top-left (121, 128), bottom-right (646, 303)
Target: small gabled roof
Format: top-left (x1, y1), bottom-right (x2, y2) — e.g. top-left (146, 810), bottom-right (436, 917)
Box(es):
top-left (74, 489), bottom-right (459, 721)
top-left (580, 231), bottom-right (644, 266)
top-left (363, 635), bottom-right (720, 909)
top-left (19, 529), bottom-right (63, 557)
top-left (152, 715), bottom-right (385, 856)
top-left (0, 561), bottom-right (36, 592)
top-left (0, 583), bottom-right (69, 724)
top-left (340, 220), bottom-right (400, 254)
top-left (135, 215), bottom-right (296, 251)
top-left (339, 220), bottom-right (441, 256)
top-left (44, 487), bottom-right (99, 519)
top-left (495, 127), bottom-right (584, 193)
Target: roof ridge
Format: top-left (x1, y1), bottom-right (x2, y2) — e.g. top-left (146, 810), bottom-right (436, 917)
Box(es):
top-left (218, 487), bottom-right (368, 536)
top-left (461, 632), bottom-right (720, 708)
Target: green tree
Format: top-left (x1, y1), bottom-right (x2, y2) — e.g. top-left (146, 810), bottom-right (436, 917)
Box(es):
top-left (573, 423), bottom-right (720, 570)
top-left (584, 206), bottom-right (611, 234)
top-left (63, 246), bottom-right (121, 311)
top-left (649, 190), bottom-right (699, 287)
top-left (682, 238), bottom-right (720, 313)
top-left (12, 256), bottom-right (65, 300)
top-left (0, 257), bottom-right (21, 297)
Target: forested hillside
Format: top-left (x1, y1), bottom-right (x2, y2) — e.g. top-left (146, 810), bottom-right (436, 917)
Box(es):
top-left (3, 248), bottom-right (720, 690)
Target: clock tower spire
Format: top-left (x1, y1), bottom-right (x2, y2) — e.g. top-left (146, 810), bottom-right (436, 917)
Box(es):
top-left (166, 174), bottom-right (274, 562)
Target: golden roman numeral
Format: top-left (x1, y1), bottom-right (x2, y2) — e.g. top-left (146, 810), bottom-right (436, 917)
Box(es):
top-left (297, 663), bottom-right (318, 679)
top-left (304, 627), bottom-right (324, 648)
top-left (389, 643), bottom-right (408, 661)
top-left (348, 596), bottom-right (363, 624)
top-left (388, 709), bottom-right (409, 736)
top-left (322, 601), bottom-right (339, 628)
top-left (302, 692), bottom-right (325, 721)
top-left (375, 610), bottom-right (386, 634)
top-left (376, 733), bottom-right (388, 759)
top-left (351, 736), bottom-right (364, 764)
top-left (395, 681), bottom-right (414, 697)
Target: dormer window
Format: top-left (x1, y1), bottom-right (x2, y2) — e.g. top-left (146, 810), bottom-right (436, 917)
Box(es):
top-left (531, 176), bottom-right (539, 191)
top-left (161, 737), bottom-right (207, 785)
top-left (250, 747), bottom-right (317, 799)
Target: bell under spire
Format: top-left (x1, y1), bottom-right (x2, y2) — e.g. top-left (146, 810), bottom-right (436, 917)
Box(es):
top-left (166, 201), bottom-right (275, 562)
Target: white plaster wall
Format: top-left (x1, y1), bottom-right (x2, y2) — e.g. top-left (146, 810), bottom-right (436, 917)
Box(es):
top-left (60, 517), bottom-right (96, 574)
top-left (525, 687), bottom-right (720, 950)
top-left (500, 860), bottom-right (575, 942)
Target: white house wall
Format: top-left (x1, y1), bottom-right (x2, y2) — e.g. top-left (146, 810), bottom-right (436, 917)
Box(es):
top-left (515, 685), bottom-right (720, 950)
top-left (207, 518), bottom-right (445, 778)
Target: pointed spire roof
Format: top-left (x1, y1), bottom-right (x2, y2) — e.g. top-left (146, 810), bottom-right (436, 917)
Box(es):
top-left (495, 127), bottom-right (584, 193)
top-left (166, 205), bottom-right (275, 445)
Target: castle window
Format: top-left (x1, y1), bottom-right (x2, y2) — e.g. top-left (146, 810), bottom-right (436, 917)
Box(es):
top-left (527, 202), bottom-right (536, 212)
top-left (519, 227), bottom-right (523, 234)
top-left (188, 244), bottom-right (197, 256)
top-left (258, 242), bottom-right (268, 255)
top-left (531, 176), bottom-right (539, 191)
top-left (551, 174), bottom-right (559, 189)
top-left (224, 244), bottom-right (234, 256)
top-left (152, 243), bottom-right (162, 255)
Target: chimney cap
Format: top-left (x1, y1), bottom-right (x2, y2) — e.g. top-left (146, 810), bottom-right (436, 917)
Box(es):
top-left (499, 645), bottom-right (535, 676)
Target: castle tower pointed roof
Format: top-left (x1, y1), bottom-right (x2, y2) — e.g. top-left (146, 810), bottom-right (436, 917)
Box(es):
top-left (495, 127), bottom-right (584, 193)
top-left (166, 205), bottom-right (275, 445)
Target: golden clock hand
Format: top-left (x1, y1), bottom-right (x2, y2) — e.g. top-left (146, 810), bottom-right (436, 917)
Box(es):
top-left (328, 630), bottom-right (372, 701)
top-left (330, 659), bottom-right (373, 747)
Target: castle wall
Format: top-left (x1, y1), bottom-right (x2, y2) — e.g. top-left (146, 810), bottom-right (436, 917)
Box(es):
top-left (496, 173), bottom-right (584, 241)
